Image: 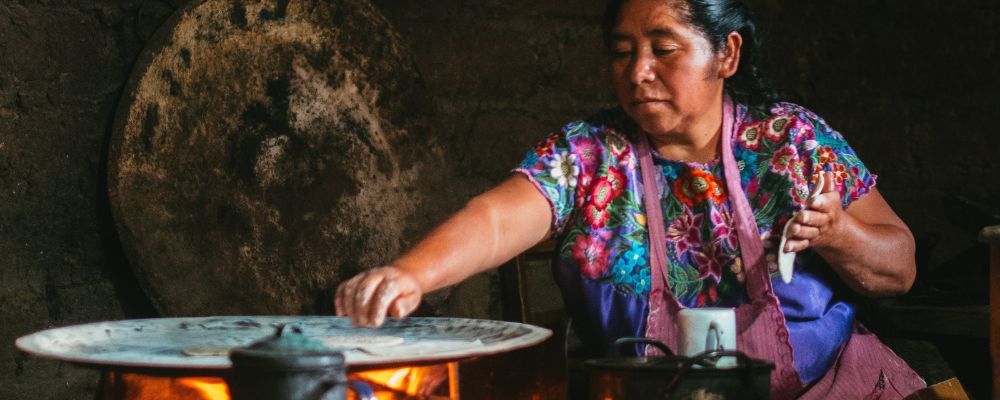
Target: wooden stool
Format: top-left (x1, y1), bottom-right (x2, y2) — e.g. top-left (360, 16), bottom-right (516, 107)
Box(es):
top-left (905, 377), bottom-right (970, 400)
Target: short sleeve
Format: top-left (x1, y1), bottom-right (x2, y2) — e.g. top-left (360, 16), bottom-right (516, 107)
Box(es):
top-left (513, 121), bottom-right (596, 236)
top-left (785, 105), bottom-right (877, 209)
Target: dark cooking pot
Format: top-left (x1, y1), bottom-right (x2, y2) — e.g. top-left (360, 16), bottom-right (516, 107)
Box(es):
top-left (585, 337), bottom-right (774, 400)
top-left (228, 324), bottom-right (374, 400)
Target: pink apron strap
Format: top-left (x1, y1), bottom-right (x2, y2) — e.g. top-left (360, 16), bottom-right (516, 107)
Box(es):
top-left (636, 132), bottom-right (670, 297)
top-left (638, 96), bottom-right (769, 302)
top-left (636, 96), bottom-right (803, 398)
top-left (637, 126), bottom-right (681, 353)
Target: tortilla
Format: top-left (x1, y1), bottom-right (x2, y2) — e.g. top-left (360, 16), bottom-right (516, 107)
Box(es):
top-left (315, 335), bottom-right (404, 349)
top-left (182, 346), bottom-right (233, 357)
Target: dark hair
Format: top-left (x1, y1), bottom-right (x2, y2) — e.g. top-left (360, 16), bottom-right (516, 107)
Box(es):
top-left (603, 0), bottom-right (784, 114)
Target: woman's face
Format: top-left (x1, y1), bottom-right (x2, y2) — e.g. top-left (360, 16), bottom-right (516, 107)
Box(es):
top-left (609, 0), bottom-right (729, 137)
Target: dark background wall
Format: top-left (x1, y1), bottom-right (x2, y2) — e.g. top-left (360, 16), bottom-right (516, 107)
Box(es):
top-left (1, 0), bottom-right (997, 399)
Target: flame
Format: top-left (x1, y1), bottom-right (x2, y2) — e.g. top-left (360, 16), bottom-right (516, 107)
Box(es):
top-left (178, 377), bottom-right (229, 399)
top-left (102, 364), bottom-right (453, 400)
top-left (352, 364), bottom-right (451, 398)
top-left (101, 373), bottom-right (229, 400)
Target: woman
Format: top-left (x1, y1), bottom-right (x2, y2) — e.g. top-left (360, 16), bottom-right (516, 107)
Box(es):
top-left (336, 0), bottom-right (926, 397)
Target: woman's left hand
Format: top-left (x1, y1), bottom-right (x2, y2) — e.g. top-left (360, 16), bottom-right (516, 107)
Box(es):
top-left (783, 172), bottom-right (842, 253)
top-left (780, 171), bottom-right (916, 297)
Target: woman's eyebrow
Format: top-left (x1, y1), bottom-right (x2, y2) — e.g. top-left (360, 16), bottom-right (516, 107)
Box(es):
top-left (609, 27), bottom-right (677, 42)
top-left (645, 28), bottom-right (676, 38)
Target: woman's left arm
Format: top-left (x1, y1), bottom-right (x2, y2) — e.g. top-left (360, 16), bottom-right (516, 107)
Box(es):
top-left (783, 171), bottom-right (916, 297)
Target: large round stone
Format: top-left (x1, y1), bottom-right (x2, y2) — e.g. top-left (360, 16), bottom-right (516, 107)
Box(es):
top-left (108, 0), bottom-right (452, 316)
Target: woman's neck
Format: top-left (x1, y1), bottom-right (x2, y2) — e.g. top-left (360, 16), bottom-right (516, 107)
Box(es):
top-left (648, 106), bottom-right (723, 163)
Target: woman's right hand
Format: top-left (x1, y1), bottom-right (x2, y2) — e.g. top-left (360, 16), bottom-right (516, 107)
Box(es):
top-left (335, 266), bottom-right (423, 327)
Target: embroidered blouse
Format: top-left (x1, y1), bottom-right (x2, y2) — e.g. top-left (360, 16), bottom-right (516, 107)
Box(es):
top-left (513, 102), bottom-right (876, 384)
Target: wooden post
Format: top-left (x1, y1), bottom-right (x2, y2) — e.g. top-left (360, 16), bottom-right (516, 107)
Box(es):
top-left (980, 226), bottom-right (1000, 400)
top-left (992, 245), bottom-right (1000, 400)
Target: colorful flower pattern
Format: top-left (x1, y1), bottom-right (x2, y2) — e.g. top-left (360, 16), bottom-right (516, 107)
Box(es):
top-left (515, 103), bottom-right (876, 308)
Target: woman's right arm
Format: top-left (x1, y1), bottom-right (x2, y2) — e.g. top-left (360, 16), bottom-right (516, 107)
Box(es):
top-left (334, 174), bottom-right (553, 327)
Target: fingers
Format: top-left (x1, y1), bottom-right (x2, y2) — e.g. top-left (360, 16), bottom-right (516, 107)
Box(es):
top-left (334, 267), bottom-right (422, 327)
top-left (784, 238), bottom-right (810, 253)
top-left (807, 171), bottom-right (837, 207)
top-left (335, 281), bottom-right (346, 316)
top-left (335, 270), bottom-right (377, 326)
top-left (786, 174), bottom-right (842, 252)
top-left (348, 271), bottom-right (386, 327)
top-left (336, 270), bottom-right (370, 316)
top-left (796, 209), bottom-right (830, 228)
top-left (390, 294), bottom-right (421, 318)
top-left (786, 223), bottom-right (820, 240)
top-left (824, 171), bottom-right (836, 193)
top-left (368, 277), bottom-right (400, 327)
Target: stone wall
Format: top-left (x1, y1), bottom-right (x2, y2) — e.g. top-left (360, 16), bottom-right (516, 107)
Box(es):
top-left (1, 0), bottom-right (997, 398)
top-left (1, 1), bottom-right (155, 398)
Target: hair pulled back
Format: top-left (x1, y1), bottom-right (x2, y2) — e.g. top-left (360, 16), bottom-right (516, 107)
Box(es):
top-left (602, 0), bottom-right (784, 113)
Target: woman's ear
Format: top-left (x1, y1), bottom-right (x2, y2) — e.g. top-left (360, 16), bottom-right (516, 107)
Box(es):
top-left (718, 31), bottom-right (742, 79)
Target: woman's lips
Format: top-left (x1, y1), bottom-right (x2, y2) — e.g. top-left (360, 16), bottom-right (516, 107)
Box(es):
top-left (632, 99), bottom-right (668, 112)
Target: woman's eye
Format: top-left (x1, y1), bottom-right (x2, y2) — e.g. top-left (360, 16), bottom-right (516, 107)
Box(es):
top-left (653, 48), bottom-right (676, 56)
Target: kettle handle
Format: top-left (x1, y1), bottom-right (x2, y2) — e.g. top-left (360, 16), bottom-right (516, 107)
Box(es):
top-left (664, 349), bottom-right (759, 398)
top-left (612, 337), bottom-right (674, 357)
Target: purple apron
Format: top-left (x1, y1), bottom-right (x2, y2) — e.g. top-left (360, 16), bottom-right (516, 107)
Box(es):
top-left (636, 96), bottom-right (925, 399)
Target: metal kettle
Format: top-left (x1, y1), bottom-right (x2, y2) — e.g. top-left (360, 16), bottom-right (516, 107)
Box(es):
top-left (584, 337), bottom-right (774, 400)
top-left (228, 324), bottom-right (374, 400)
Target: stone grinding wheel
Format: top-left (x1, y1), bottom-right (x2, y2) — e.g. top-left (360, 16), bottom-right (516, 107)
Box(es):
top-left (108, 0), bottom-right (453, 316)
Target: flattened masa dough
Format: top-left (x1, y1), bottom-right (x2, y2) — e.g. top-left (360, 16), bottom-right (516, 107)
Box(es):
top-left (181, 335), bottom-right (405, 356)
top-left (315, 335), bottom-right (404, 349)
top-left (182, 346), bottom-right (233, 357)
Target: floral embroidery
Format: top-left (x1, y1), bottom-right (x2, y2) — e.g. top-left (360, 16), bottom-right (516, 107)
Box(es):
top-left (612, 245), bottom-right (648, 289)
top-left (547, 151), bottom-right (579, 188)
top-left (606, 167), bottom-right (627, 195)
top-left (591, 178), bottom-right (617, 209)
top-left (667, 207), bottom-right (704, 255)
top-left (765, 116), bottom-right (789, 142)
top-left (738, 124), bottom-right (762, 150)
top-left (770, 145), bottom-right (798, 175)
top-left (514, 102), bottom-right (875, 301)
top-left (572, 233), bottom-right (610, 279)
top-left (818, 146), bottom-right (837, 164)
top-left (661, 163), bottom-right (679, 180)
top-left (769, 116), bottom-right (790, 134)
top-left (674, 167), bottom-right (725, 206)
top-left (711, 207), bottom-right (737, 250)
top-left (692, 241), bottom-right (723, 282)
top-left (584, 203), bottom-right (610, 229)
top-left (696, 284), bottom-right (719, 307)
top-left (575, 172), bottom-right (594, 208)
top-left (831, 163), bottom-right (850, 186)
top-left (574, 135), bottom-right (602, 166)
top-left (535, 133), bottom-right (560, 157)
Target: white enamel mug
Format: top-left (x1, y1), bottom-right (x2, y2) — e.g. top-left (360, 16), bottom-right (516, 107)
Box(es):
top-left (677, 307), bottom-right (738, 368)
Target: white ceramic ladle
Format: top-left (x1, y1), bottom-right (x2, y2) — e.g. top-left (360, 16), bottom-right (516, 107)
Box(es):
top-left (778, 173), bottom-right (825, 284)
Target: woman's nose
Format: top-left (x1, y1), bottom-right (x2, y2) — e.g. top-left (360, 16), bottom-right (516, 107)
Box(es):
top-left (628, 54), bottom-right (656, 85)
